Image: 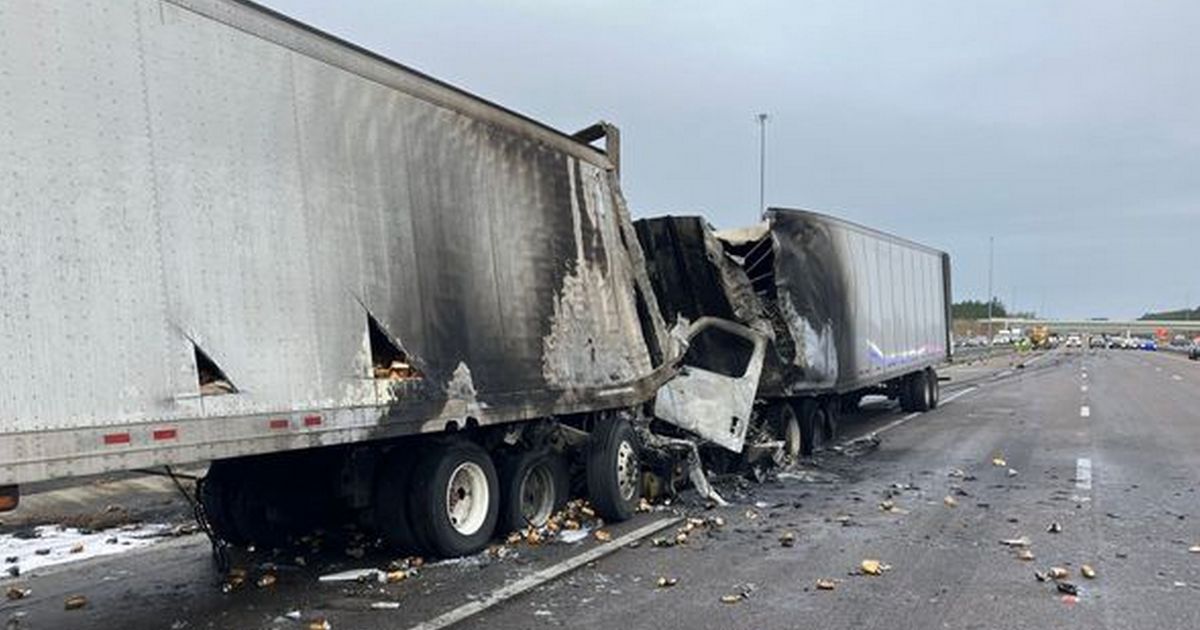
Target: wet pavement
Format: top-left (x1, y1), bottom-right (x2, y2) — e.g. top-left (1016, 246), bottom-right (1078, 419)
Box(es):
top-left (4, 347), bottom-right (1199, 630)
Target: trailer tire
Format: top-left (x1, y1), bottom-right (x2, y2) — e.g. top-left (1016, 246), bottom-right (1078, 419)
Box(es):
top-left (770, 402), bottom-right (803, 464)
top-left (926, 368), bottom-right (940, 409)
top-left (374, 453), bottom-right (422, 553)
top-left (228, 479), bottom-right (285, 549)
top-left (909, 370), bottom-right (931, 412)
top-left (408, 440), bottom-right (500, 558)
top-left (587, 417), bottom-right (642, 522)
top-left (497, 449), bottom-right (569, 534)
top-left (797, 399), bottom-right (824, 457)
top-left (897, 375), bottom-right (915, 412)
top-left (198, 463), bottom-right (247, 546)
top-left (821, 399), bottom-right (840, 443)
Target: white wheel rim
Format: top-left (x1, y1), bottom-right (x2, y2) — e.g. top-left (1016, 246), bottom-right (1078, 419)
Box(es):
top-left (519, 464), bottom-right (555, 527)
top-left (616, 440), bottom-right (639, 502)
top-left (445, 462), bottom-right (489, 536)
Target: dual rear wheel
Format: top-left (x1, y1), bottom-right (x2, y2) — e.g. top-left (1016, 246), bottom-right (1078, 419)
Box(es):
top-left (372, 417), bottom-right (642, 557)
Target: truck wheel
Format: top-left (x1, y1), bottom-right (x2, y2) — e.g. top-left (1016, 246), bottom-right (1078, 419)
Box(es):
top-left (587, 417), bottom-right (642, 522)
top-left (373, 452), bottom-right (422, 553)
top-left (497, 449), bottom-right (569, 534)
top-left (926, 368), bottom-right (940, 409)
top-left (770, 403), bottom-right (803, 464)
top-left (797, 399), bottom-right (824, 457)
top-left (229, 479), bottom-right (285, 549)
top-left (897, 376), bottom-right (915, 412)
top-left (821, 399), bottom-right (840, 442)
top-left (198, 462), bottom-right (247, 546)
top-left (909, 371), bottom-right (931, 412)
top-left (408, 440), bottom-right (500, 558)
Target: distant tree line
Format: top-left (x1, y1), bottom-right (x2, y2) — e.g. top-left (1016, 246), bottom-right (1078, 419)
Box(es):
top-left (1140, 307), bottom-right (1200, 321)
top-left (951, 299), bottom-right (1040, 320)
top-left (952, 299), bottom-right (1006, 319)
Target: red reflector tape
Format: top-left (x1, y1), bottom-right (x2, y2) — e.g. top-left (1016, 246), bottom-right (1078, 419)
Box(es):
top-left (103, 433), bottom-right (131, 445)
top-left (152, 429), bottom-right (177, 441)
top-left (268, 419), bottom-right (289, 430)
top-left (303, 415), bottom-right (322, 427)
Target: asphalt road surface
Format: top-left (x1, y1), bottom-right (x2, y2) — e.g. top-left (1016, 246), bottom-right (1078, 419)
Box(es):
top-left (3, 347), bottom-right (1199, 630)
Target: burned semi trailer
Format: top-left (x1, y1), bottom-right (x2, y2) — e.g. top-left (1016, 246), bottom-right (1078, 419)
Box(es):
top-left (636, 209), bottom-right (952, 459)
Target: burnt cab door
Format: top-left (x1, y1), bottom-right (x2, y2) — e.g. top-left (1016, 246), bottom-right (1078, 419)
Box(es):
top-left (653, 318), bottom-right (767, 453)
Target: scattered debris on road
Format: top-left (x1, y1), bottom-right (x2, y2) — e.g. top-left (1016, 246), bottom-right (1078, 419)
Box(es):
top-left (1056, 581), bottom-right (1078, 596)
top-left (1046, 522), bottom-right (1062, 534)
top-left (999, 536), bottom-right (1031, 548)
top-left (779, 531), bottom-right (796, 547)
top-left (859, 559), bottom-right (889, 576)
top-left (1081, 564), bottom-right (1096, 579)
top-left (815, 578), bottom-right (837, 590)
top-left (656, 576), bottom-right (678, 588)
top-left (1017, 549), bottom-right (1035, 561)
top-left (943, 496), bottom-right (958, 508)
top-left (5, 586), bottom-right (30, 600)
top-left (63, 594), bottom-right (88, 610)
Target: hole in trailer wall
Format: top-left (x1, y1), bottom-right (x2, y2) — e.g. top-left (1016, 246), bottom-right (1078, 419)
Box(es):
top-left (195, 345), bottom-right (237, 396)
top-left (367, 313), bottom-right (422, 381)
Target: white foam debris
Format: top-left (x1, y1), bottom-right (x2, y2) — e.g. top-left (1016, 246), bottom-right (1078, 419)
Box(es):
top-left (0, 523), bottom-right (173, 577)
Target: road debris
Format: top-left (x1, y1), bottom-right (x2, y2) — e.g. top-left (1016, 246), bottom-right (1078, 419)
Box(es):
top-left (1046, 522), bottom-right (1062, 534)
top-left (1188, 544), bottom-right (1200, 554)
top-left (1047, 567), bottom-right (1069, 580)
top-left (1056, 581), bottom-right (1079, 596)
top-left (5, 587), bottom-right (30, 601)
top-left (779, 531), bottom-right (796, 547)
top-left (720, 594), bottom-right (743, 604)
top-left (318, 568), bottom-right (382, 584)
top-left (879, 499), bottom-right (895, 512)
top-left (992, 456), bottom-right (1007, 467)
top-left (656, 576), bottom-right (678, 588)
top-left (859, 559), bottom-right (889, 576)
top-left (307, 620), bottom-right (332, 630)
top-left (1034, 571), bottom-right (1049, 582)
top-left (1081, 564), bottom-right (1096, 579)
top-left (999, 537), bottom-right (1031, 548)
top-left (1017, 549), bottom-right (1035, 561)
top-left (63, 595), bottom-right (88, 610)
top-left (370, 602), bottom-right (401, 610)
top-left (256, 573), bottom-right (277, 588)
top-left (594, 530), bottom-right (612, 543)
top-left (1007, 468), bottom-right (1019, 478)
top-left (943, 496), bottom-right (958, 508)
top-left (815, 578), bottom-right (837, 590)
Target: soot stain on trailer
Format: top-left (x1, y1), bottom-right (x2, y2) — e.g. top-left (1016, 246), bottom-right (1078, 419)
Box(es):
top-left (768, 211), bottom-right (851, 390)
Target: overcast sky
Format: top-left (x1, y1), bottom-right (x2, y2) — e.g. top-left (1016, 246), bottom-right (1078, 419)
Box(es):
top-left (264, 0), bottom-right (1199, 320)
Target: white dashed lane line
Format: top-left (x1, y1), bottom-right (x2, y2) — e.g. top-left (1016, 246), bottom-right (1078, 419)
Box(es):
top-left (1080, 405), bottom-right (1091, 418)
top-left (1076, 457), bottom-right (1093, 491)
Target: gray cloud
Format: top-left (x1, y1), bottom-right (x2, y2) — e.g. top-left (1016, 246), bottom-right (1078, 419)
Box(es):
top-left (263, 0), bottom-right (1200, 319)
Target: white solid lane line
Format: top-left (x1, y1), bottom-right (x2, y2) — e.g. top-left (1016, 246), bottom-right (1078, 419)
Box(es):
top-left (407, 517), bottom-right (682, 630)
top-left (1076, 457), bottom-right (1093, 490)
top-left (1080, 405), bottom-right (1090, 418)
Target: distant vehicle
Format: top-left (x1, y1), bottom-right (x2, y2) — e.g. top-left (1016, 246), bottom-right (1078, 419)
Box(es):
top-left (1190, 341), bottom-right (1200, 361)
top-left (1088, 336), bottom-right (1107, 349)
top-left (1065, 334), bottom-right (1082, 348)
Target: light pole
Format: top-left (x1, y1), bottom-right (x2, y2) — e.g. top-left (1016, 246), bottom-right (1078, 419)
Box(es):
top-left (986, 236), bottom-right (994, 349)
top-left (757, 113), bottom-right (768, 216)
